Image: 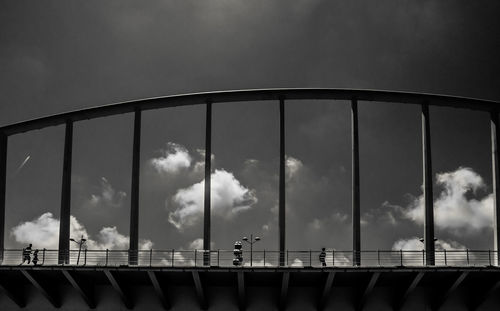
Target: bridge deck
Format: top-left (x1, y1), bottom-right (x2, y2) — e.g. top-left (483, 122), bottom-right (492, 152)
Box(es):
top-left (0, 266), bottom-right (499, 310)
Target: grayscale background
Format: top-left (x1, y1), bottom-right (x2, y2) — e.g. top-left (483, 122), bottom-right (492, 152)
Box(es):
top-left (1, 0), bottom-right (499, 256)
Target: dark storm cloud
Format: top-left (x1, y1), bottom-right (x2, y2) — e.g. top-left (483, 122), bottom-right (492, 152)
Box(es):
top-left (1, 0), bottom-right (499, 251)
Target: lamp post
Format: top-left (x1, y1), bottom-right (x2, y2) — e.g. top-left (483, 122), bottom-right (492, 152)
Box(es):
top-left (242, 234), bottom-right (261, 266)
top-left (70, 235), bottom-right (87, 265)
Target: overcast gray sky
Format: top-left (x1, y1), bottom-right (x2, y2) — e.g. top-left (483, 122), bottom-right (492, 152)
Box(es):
top-left (1, 0), bottom-right (500, 255)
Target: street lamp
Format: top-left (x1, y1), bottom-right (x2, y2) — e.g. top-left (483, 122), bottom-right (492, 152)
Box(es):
top-left (242, 234), bottom-right (261, 266)
top-left (70, 235), bottom-right (87, 265)
top-left (419, 237), bottom-right (438, 243)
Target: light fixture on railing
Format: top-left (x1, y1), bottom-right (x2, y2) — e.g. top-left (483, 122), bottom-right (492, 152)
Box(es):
top-left (69, 235), bottom-right (87, 265)
top-left (419, 237), bottom-right (438, 243)
top-left (242, 234), bottom-right (261, 267)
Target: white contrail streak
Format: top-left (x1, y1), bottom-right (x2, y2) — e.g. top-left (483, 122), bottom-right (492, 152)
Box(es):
top-left (15, 155), bottom-right (31, 173)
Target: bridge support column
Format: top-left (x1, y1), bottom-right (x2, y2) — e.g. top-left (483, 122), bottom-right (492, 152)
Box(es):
top-left (351, 99), bottom-right (361, 266)
top-left (58, 120), bottom-right (73, 264)
top-left (491, 111), bottom-right (500, 265)
top-left (279, 98), bottom-right (286, 266)
top-left (0, 132), bottom-right (7, 262)
top-left (204, 101), bottom-right (212, 266)
top-left (422, 103), bottom-right (435, 265)
top-left (129, 110), bottom-right (141, 265)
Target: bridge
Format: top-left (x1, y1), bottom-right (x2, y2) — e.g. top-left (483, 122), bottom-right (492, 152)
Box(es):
top-left (1, 89), bottom-right (500, 310)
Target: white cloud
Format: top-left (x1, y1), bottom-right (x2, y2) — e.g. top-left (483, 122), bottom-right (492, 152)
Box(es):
top-left (11, 212), bottom-right (60, 249)
top-left (391, 237), bottom-right (467, 266)
top-left (168, 169), bottom-right (258, 229)
top-left (188, 238), bottom-right (204, 250)
top-left (327, 251), bottom-right (352, 266)
top-left (286, 156), bottom-right (303, 181)
top-left (162, 251), bottom-right (195, 266)
top-left (290, 258), bottom-right (304, 267)
top-left (392, 237), bottom-right (423, 251)
top-left (89, 177), bottom-right (126, 208)
top-left (309, 218), bottom-right (322, 230)
top-left (392, 237), bottom-right (466, 251)
top-left (388, 167), bottom-right (493, 234)
top-left (151, 142), bottom-right (192, 174)
top-left (157, 238), bottom-right (212, 266)
top-left (11, 212), bottom-right (152, 250)
top-left (243, 259), bottom-right (274, 267)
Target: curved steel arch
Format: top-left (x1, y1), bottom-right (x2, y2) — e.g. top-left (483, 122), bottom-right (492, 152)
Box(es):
top-left (1, 88), bottom-right (499, 267)
top-left (1, 88), bottom-right (499, 135)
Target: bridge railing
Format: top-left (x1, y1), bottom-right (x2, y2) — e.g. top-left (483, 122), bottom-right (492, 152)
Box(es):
top-left (1, 249), bottom-right (497, 267)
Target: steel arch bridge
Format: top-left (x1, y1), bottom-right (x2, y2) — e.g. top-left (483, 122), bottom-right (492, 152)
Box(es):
top-left (1, 88), bottom-right (500, 310)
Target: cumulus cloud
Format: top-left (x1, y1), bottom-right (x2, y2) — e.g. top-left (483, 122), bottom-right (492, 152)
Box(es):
top-left (168, 169), bottom-right (258, 229)
top-left (290, 258), bottom-right (304, 267)
top-left (11, 212), bottom-right (152, 250)
top-left (392, 237), bottom-right (466, 251)
top-left (150, 142), bottom-right (192, 174)
top-left (89, 177), bottom-right (126, 208)
top-left (308, 218), bottom-right (322, 230)
top-left (391, 237), bottom-right (467, 266)
top-left (386, 167), bottom-right (493, 234)
top-left (189, 238), bottom-right (204, 250)
top-left (286, 156), bottom-right (303, 181)
top-left (11, 212), bottom-right (60, 249)
top-left (157, 238), bottom-right (213, 266)
top-left (243, 259), bottom-right (274, 267)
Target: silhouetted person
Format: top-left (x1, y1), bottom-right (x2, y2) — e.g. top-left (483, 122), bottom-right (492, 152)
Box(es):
top-left (233, 241), bottom-right (243, 266)
top-left (20, 243), bottom-right (32, 265)
top-left (32, 249), bottom-right (39, 266)
top-left (319, 247), bottom-right (326, 267)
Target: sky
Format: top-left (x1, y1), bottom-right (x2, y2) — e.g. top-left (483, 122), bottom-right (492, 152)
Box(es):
top-left (1, 0), bottom-right (500, 257)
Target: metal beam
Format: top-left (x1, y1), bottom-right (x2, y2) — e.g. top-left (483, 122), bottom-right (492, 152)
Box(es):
top-left (129, 110), bottom-right (141, 265)
top-left (279, 271), bottom-right (290, 311)
top-left (203, 101), bottom-right (212, 266)
top-left (433, 271), bottom-right (468, 311)
top-left (104, 269), bottom-right (133, 309)
top-left (279, 98), bottom-right (286, 266)
top-left (395, 272), bottom-right (425, 311)
top-left (0, 133), bottom-right (6, 262)
top-left (192, 271), bottom-right (207, 310)
top-left (237, 271), bottom-right (245, 311)
top-left (357, 272), bottom-right (380, 311)
top-left (0, 281), bottom-right (25, 308)
top-left (2, 89), bottom-right (499, 136)
top-left (422, 103), bottom-right (435, 265)
top-left (318, 271), bottom-right (336, 311)
top-left (21, 270), bottom-right (60, 308)
top-left (491, 111), bottom-right (500, 265)
top-left (58, 120), bottom-right (73, 264)
top-left (471, 279), bottom-right (500, 310)
top-left (352, 99), bottom-right (361, 266)
top-left (147, 271), bottom-right (170, 310)
top-left (62, 270), bottom-right (95, 308)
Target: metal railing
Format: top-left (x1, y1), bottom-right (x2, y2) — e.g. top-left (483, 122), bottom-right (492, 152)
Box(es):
top-left (1, 249), bottom-right (498, 267)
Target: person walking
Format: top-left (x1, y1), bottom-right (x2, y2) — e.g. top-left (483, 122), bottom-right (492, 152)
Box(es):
top-left (20, 243), bottom-right (32, 265)
top-left (32, 249), bottom-right (39, 266)
top-left (319, 247), bottom-right (326, 267)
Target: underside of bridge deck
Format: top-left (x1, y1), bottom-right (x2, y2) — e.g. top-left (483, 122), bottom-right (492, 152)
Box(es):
top-left (0, 266), bottom-right (499, 310)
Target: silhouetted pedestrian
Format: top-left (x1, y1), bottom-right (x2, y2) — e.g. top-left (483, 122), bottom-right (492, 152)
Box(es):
top-left (32, 249), bottom-right (39, 266)
top-left (20, 243), bottom-right (32, 265)
top-left (319, 247), bottom-right (326, 267)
